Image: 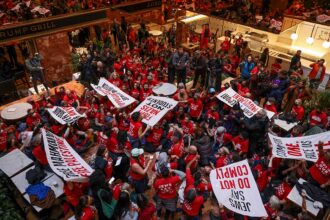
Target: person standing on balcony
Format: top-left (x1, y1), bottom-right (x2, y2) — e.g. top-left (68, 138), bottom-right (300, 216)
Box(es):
top-left (25, 52), bottom-right (50, 95)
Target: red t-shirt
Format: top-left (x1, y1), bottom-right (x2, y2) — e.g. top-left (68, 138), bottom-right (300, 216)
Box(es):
top-left (128, 120), bottom-right (142, 138)
top-left (221, 40), bottom-right (230, 52)
top-left (291, 105), bottom-right (304, 121)
top-left (0, 131), bottom-right (7, 151)
top-left (205, 110), bottom-right (219, 121)
top-left (138, 202), bottom-right (156, 220)
top-left (169, 140), bottom-right (184, 158)
top-left (63, 183), bottom-right (84, 206)
top-left (32, 145), bottom-right (48, 165)
top-left (216, 155), bottom-right (229, 168)
top-left (184, 154), bottom-right (198, 170)
top-left (97, 132), bottom-right (108, 146)
top-left (271, 63), bottom-right (281, 75)
top-left (80, 206), bottom-right (95, 220)
top-left (129, 158), bottom-right (146, 180)
top-left (182, 195), bottom-right (204, 216)
top-left (264, 104), bottom-right (278, 115)
top-left (130, 89), bottom-right (140, 100)
top-left (154, 175), bottom-right (181, 199)
top-left (140, 89), bottom-right (152, 101)
top-left (232, 136), bottom-right (249, 153)
top-left (275, 182), bottom-right (292, 200)
top-left (188, 99), bottom-right (203, 118)
top-left (146, 128), bottom-right (163, 146)
top-left (118, 118), bottom-right (130, 131)
top-left (309, 156), bottom-right (330, 185)
top-left (181, 120), bottom-right (194, 135)
top-left (309, 110), bottom-right (328, 127)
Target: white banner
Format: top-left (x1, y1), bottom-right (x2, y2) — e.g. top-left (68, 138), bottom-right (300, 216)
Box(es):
top-left (42, 129), bottom-right (93, 182)
top-left (268, 131), bottom-right (330, 162)
top-left (210, 160), bottom-right (267, 217)
top-left (48, 107), bottom-right (85, 125)
top-left (97, 78), bottom-right (136, 109)
top-left (131, 96), bottom-right (178, 127)
top-left (217, 87), bottom-right (275, 119)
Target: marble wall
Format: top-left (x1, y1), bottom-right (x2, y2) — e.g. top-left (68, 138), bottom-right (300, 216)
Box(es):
top-left (35, 32), bottom-right (72, 85)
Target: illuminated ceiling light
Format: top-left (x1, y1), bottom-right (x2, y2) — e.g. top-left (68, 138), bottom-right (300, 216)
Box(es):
top-left (306, 24), bottom-right (315, 45)
top-left (290, 32), bottom-right (298, 40)
top-left (322, 34), bottom-right (330, 48)
top-left (306, 36), bottom-right (314, 44)
top-left (323, 41), bottom-right (330, 49)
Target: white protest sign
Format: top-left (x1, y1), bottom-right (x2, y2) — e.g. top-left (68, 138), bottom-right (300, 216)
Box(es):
top-left (42, 129), bottom-right (94, 182)
top-left (91, 83), bottom-right (107, 96)
top-left (131, 96), bottom-right (178, 127)
top-left (217, 87), bottom-right (275, 119)
top-left (210, 160), bottom-right (267, 217)
top-left (48, 107), bottom-right (85, 125)
top-left (268, 131), bottom-right (330, 162)
top-left (97, 78), bottom-right (136, 109)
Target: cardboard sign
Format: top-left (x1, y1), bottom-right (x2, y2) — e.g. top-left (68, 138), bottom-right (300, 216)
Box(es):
top-left (217, 87), bottom-right (275, 119)
top-left (131, 96), bottom-right (178, 126)
top-left (42, 129), bottom-right (93, 182)
top-left (210, 160), bottom-right (267, 217)
top-left (97, 78), bottom-right (136, 109)
top-left (268, 131), bottom-right (330, 162)
top-left (287, 178), bottom-right (320, 216)
top-left (48, 107), bottom-right (85, 125)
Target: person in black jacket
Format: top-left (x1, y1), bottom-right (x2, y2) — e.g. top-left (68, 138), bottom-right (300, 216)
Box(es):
top-left (208, 52), bottom-right (223, 90)
top-left (243, 109), bottom-right (269, 156)
top-left (192, 50), bottom-right (207, 89)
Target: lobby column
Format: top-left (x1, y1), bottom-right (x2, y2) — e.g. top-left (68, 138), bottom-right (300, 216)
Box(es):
top-left (35, 32), bottom-right (73, 85)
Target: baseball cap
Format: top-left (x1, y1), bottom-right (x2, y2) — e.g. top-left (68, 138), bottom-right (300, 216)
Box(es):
top-left (131, 148), bottom-right (144, 157)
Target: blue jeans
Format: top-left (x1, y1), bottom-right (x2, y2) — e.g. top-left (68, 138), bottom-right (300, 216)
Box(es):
top-left (129, 136), bottom-right (140, 149)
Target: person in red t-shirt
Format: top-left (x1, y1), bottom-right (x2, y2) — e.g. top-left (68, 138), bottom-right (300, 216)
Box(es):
top-left (275, 177), bottom-right (294, 203)
top-left (168, 125), bottom-right (184, 160)
top-left (183, 156), bottom-right (204, 219)
top-left (188, 93), bottom-right (203, 121)
top-left (309, 142), bottom-right (330, 187)
top-left (264, 97), bottom-right (278, 115)
top-left (128, 112), bottom-right (150, 148)
top-left (0, 128), bottom-right (8, 152)
top-left (32, 144), bottom-right (48, 167)
top-left (232, 131), bottom-right (249, 156)
top-left (184, 145), bottom-right (199, 171)
top-left (291, 99), bottom-right (305, 121)
top-left (308, 109), bottom-right (328, 128)
top-left (181, 116), bottom-right (195, 136)
top-left (137, 193), bottom-right (156, 220)
top-left (220, 37), bottom-right (231, 54)
top-left (140, 83), bottom-right (152, 101)
top-left (270, 58), bottom-right (282, 79)
top-left (75, 195), bottom-right (97, 220)
top-left (153, 165), bottom-right (185, 219)
top-left (63, 182), bottom-right (85, 207)
top-left (145, 124), bottom-right (164, 153)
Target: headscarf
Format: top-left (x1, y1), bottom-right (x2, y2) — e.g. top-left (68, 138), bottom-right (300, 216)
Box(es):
top-left (215, 126), bottom-right (226, 146)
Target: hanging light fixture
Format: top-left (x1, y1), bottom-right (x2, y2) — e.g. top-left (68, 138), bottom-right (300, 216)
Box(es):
top-left (290, 32), bottom-right (298, 40)
top-left (290, 25), bottom-right (298, 40)
top-left (322, 33), bottom-right (330, 49)
top-left (306, 24), bottom-right (315, 45)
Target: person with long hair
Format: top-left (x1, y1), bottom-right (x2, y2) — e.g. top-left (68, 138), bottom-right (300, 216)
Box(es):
top-left (75, 195), bottom-right (98, 220)
top-left (115, 191), bottom-right (139, 220)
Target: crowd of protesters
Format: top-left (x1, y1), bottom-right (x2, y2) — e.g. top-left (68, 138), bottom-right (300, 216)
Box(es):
top-left (0, 18), bottom-right (329, 220)
top-left (0, 0), bottom-right (141, 26)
